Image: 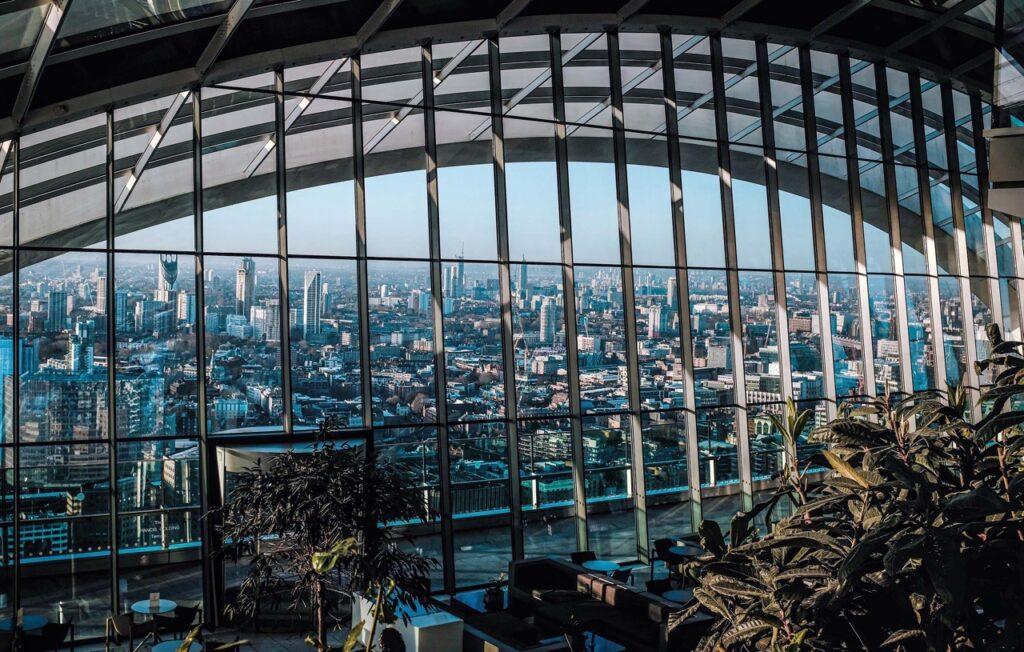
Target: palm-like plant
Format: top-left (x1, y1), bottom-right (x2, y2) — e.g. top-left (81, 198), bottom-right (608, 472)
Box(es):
top-left (674, 326), bottom-right (1024, 651)
top-left (766, 398), bottom-right (813, 506)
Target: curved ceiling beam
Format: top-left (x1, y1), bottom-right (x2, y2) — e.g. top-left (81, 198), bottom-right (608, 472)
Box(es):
top-left (12, 0), bottom-right (70, 128)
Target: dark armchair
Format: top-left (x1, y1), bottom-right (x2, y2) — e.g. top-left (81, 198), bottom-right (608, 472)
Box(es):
top-left (569, 551), bottom-right (596, 565)
top-left (105, 613), bottom-right (149, 652)
top-left (22, 622), bottom-right (72, 652)
top-left (154, 605), bottom-right (201, 640)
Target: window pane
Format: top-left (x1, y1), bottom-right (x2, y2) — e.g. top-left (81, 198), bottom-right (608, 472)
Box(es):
top-left (19, 251), bottom-right (108, 443)
top-left (443, 262), bottom-right (503, 421)
top-left (696, 407), bottom-right (742, 533)
top-left (518, 419), bottom-right (576, 557)
top-left (115, 253), bottom-right (198, 438)
top-left (288, 258), bottom-right (362, 428)
top-left (634, 268), bottom-right (684, 410)
top-left (368, 261), bottom-right (435, 426)
top-left (512, 264), bottom-right (568, 418)
top-left (828, 273), bottom-right (866, 396)
top-left (583, 414), bottom-right (636, 561)
top-left (19, 115), bottom-right (107, 249)
top-left (904, 275), bottom-right (936, 392)
top-left (690, 270), bottom-right (734, 406)
top-left (285, 95), bottom-right (356, 257)
top-left (641, 411), bottom-right (691, 544)
top-left (201, 87), bottom-right (278, 254)
top-left (363, 101), bottom-right (429, 259)
top-left (203, 255), bottom-right (283, 433)
top-left (869, 274), bottom-right (903, 395)
top-left (787, 272), bottom-right (824, 399)
top-left (436, 107), bottom-right (498, 261)
top-left (114, 93), bottom-right (195, 250)
top-left (575, 266), bottom-right (628, 414)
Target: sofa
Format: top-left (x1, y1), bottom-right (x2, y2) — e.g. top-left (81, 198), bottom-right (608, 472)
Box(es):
top-left (508, 558), bottom-right (712, 651)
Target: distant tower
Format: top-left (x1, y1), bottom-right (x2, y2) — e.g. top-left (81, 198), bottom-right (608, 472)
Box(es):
top-left (539, 298), bottom-right (556, 344)
top-left (518, 255), bottom-right (528, 295)
top-left (235, 257), bottom-right (256, 318)
top-left (157, 254), bottom-right (178, 302)
top-left (47, 289), bottom-right (68, 332)
top-left (666, 275), bottom-right (677, 309)
top-left (303, 270), bottom-right (322, 337)
top-left (457, 243), bottom-right (465, 297)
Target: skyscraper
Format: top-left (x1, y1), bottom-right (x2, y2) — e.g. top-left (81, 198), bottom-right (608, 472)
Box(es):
top-left (303, 270), bottom-right (322, 337)
top-left (157, 253), bottom-right (178, 301)
top-left (47, 290), bottom-right (68, 332)
top-left (115, 290), bottom-right (129, 332)
top-left (177, 291), bottom-right (196, 324)
top-left (235, 257), bottom-right (256, 318)
top-left (539, 298), bottom-right (556, 343)
top-left (518, 256), bottom-right (528, 295)
top-left (666, 275), bottom-right (677, 309)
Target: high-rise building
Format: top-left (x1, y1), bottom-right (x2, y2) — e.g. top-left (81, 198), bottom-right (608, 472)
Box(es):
top-left (177, 291), bottom-right (196, 324)
top-left (666, 276), bottom-right (677, 309)
top-left (156, 253), bottom-right (178, 301)
top-left (47, 290), bottom-right (68, 332)
top-left (303, 270), bottom-right (322, 337)
top-left (115, 291), bottom-right (129, 331)
top-left (518, 256), bottom-right (528, 296)
top-left (235, 257), bottom-right (256, 318)
top-left (539, 298), bottom-right (556, 343)
top-left (252, 300), bottom-right (281, 342)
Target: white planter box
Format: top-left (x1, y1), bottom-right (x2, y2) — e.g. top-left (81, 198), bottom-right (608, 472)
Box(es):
top-left (351, 593), bottom-right (463, 652)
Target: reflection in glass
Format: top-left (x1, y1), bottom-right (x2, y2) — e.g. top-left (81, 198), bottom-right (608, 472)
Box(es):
top-left (583, 414), bottom-right (635, 561)
top-left (19, 251), bottom-right (108, 443)
top-left (641, 411), bottom-right (690, 546)
top-left (519, 419), bottom-right (576, 557)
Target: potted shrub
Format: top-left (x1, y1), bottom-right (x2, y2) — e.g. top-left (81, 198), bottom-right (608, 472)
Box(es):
top-left (215, 418), bottom-right (438, 651)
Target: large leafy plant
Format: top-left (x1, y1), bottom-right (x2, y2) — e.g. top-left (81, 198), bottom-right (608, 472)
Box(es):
top-left (215, 420), bottom-right (437, 651)
top-left (676, 325), bottom-right (1024, 651)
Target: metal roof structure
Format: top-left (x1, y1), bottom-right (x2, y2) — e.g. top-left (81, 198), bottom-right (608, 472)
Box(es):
top-left (0, 0), bottom-right (1003, 138)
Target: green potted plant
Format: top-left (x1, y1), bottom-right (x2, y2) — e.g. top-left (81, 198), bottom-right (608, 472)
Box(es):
top-left (215, 418), bottom-right (437, 652)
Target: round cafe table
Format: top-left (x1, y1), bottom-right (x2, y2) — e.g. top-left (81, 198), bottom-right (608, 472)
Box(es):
top-left (0, 615), bottom-right (47, 632)
top-left (131, 599), bottom-right (177, 616)
top-left (131, 599), bottom-right (177, 645)
top-left (581, 559), bottom-right (620, 573)
top-left (662, 588), bottom-right (694, 603)
top-left (669, 543), bottom-right (704, 558)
